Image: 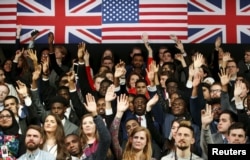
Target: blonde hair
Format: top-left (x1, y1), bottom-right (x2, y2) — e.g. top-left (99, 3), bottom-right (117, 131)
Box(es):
top-left (122, 127), bottom-right (152, 160)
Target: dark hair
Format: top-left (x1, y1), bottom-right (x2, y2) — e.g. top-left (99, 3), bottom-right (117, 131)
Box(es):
top-left (135, 78), bottom-right (147, 86)
top-left (177, 123), bottom-right (194, 137)
top-left (65, 133), bottom-right (80, 138)
top-left (165, 78), bottom-right (178, 86)
top-left (27, 125), bottom-right (44, 138)
top-left (57, 86), bottom-right (69, 94)
top-left (126, 72), bottom-right (143, 88)
top-left (4, 95), bottom-right (19, 105)
top-left (228, 122), bottom-right (247, 137)
top-left (133, 94), bottom-right (148, 104)
top-left (226, 59), bottom-right (238, 68)
top-left (43, 113), bottom-right (67, 160)
top-left (132, 53), bottom-right (144, 61)
top-left (219, 110), bottom-right (238, 123)
top-left (0, 109), bottom-right (19, 135)
top-left (100, 78), bottom-right (113, 86)
top-left (201, 82), bottom-right (211, 91)
top-left (162, 62), bottom-right (176, 72)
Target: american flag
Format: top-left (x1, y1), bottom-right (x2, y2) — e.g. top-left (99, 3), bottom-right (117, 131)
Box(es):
top-left (102, 0), bottom-right (187, 43)
top-left (0, 0), bottom-right (249, 44)
top-left (0, 0), bottom-right (17, 43)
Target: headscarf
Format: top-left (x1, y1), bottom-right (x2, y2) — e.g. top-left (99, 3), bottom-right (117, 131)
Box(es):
top-left (0, 109), bottom-right (19, 135)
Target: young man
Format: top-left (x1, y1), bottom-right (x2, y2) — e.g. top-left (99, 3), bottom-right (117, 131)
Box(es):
top-left (64, 134), bottom-right (82, 160)
top-left (161, 124), bottom-right (202, 160)
top-left (227, 122), bottom-right (247, 144)
top-left (18, 125), bottom-right (55, 160)
top-left (201, 106), bottom-right (238, 159)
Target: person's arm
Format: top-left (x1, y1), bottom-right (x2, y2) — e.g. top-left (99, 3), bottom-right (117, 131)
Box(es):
top-left (15, 24), bottom-right (21, 50)
top-left (189, 73), bottom-right (205, 127)
top-left (109, 94), bottom-right (128, 160)
top-left (68, 71), bottom-right (89, 118)
top-left (30, 66), bottom-right (47, 122)
top-left (200, 104), bottom-right (214, 158)
top-left (83, 93), bottom-right (111, 160)
top-left (114, 60), bottom-right (126, 88)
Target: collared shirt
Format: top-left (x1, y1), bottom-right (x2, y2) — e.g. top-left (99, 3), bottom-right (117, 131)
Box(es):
top-left (18, 149), bottom-right (56, 160)
top-left (62, 117), bottom-right (66, 126)
top-left (136, 115), bottom-right (147, 127)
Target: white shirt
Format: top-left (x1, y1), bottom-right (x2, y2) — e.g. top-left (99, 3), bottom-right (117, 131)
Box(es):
top-left (136, 115), bottom-right (147, 127)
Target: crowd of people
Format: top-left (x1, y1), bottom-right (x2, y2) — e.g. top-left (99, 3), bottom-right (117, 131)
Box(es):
top-left (0, 26), bottom-right (250, 160)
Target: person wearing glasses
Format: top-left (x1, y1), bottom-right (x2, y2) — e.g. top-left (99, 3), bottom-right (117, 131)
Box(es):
top-left (0, 109), bottom-right (26, 159)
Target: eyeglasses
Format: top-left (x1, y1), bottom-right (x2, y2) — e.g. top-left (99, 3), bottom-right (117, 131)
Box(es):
top-left (210, 89), bottom-right (221, 93)
top-left (0, 115), bottom-right (12, 119)
top-left (226, 66), bottom-right (236, 69)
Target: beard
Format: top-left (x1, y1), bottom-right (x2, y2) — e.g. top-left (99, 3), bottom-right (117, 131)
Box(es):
top-left (26, 142), bottom-right (39, 151)
top-left (177, 145), bottom-right (189, 151)
top-left (176, 141), bottom-right (189, 151)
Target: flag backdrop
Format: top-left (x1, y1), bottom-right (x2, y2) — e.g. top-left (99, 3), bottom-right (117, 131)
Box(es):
top-left (0, 0), bottom-right (249, 44)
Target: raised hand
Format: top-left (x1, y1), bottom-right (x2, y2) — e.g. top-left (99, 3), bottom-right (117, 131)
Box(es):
top-left (27, 49), bottom-right (38, 68)
top-left (215, 37), bottom-right (221, 50)
top-left (146, 64), bottom-right (155, 82)
top-left (77, 42), bottom-right (86, 60)
top-left (41, 57), bottom-right (49, 76)
top-left (117, 94), bottom-right (129, 113)
top-left (175, 40), bottom-right (185, 53)
top-left (16, 80), bottom-right (28, 96)
top-left (16, 24), bottom-right (22, 36)
top-left (234, 81), bottom-right (243, 97)
top-left (141, 32), bottom-right (149, 43)
top-left (32, 64), bottom-right (41, 81)
top-left (222, 52), bottom-right (232, 62)
top-left (175, 53), bottom-right (184, 62)
top-left (84, 93), bottom-right (97, 115)
top-left (201, 104), bottom-right (214, 129)
top-left (218, 68), bottom-right (231, 86)
top-left (114, 60), bottom-right (126, 78)
top-left (169, 34), bottom-right (178, 42)
top-left (48, 32), bottom-right (54, 44)
top-left (146, 94), bottom-right (159, 112)
top-left (15, 48), bottom-right (24, 60)
top-left (105, 84), bottom-right (117, 102)
top-left (67, 71), bottom-right (75, 82)
top-left (193, 53), bottom-right (204, 68)
top-left (83, 50), bottom-right (90, 65)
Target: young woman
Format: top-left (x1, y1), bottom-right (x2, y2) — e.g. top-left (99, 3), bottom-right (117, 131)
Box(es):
top-left (0, 109), bottom-right (25, 159)
top-left (79, 93), bottom-right (111, 160)
top-left (122, 126), bottom-right (153, 160)
top-left (42, 113), bottom-right (69, 160)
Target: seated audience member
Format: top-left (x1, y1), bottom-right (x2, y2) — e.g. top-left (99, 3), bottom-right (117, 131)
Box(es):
top-left (0, 84), bottom-right (10, 111)
top-left (238, 47), bottom-right (250, 82)
top-left (227, 122), bottom-right (248, 144)
top-left (161, 124), bottom-right (203, 160)
top-left (200, 105), bottom-right (238, 159)
top-left (64, 134), bottom-right (83, 160)
top-left (56, 86), bottom-right (80, 125)
top-left (18, 125), bottom-right (56, 160)
top-left (79, 93), bottom-right (112, 159)
top-left (42, 113), bottom-right (70, 159)
top-left (0, 67), bottom-right (19, 100)
top-left (0, 109), bottom-right (25, 159)
top-left (2, 59), bottom-right (13, 84)
top-left (122, 126), bottom-right (155, 160)
top-left (126, 53), bottom-right (146, 78)
top-left (110, 94), bottom-right (162, 160)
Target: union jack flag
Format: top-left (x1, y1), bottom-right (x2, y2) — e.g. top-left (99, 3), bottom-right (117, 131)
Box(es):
top-left (187, 0), bottom-right (250, 43)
